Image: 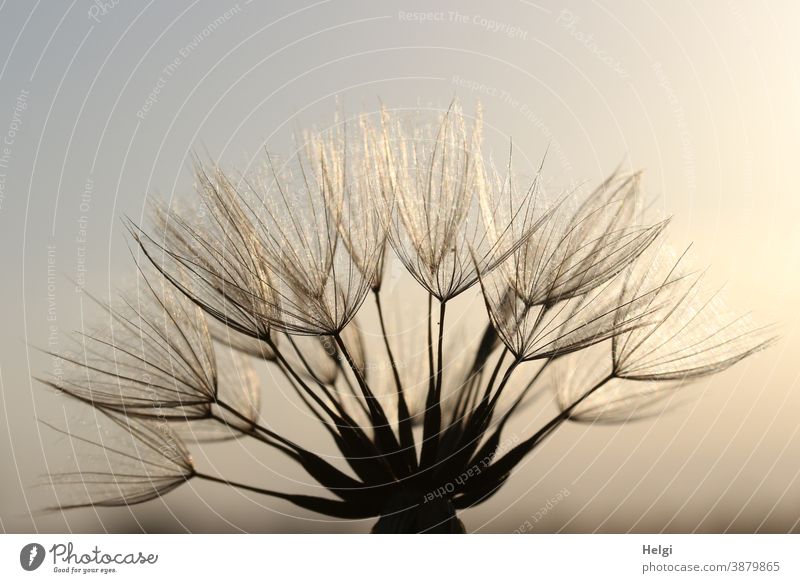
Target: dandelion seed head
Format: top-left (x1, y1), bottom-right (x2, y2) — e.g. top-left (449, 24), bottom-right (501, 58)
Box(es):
top-left (45, 410), bottom-right (194, 510)
top-left (39, 103), bottom-right (776, 531)
top-left (45, 270), bottom-right (218, 420)
top-left (612, 244), bottom-right (777, 381)
top-left (552, 342), bottom-right (684, 424)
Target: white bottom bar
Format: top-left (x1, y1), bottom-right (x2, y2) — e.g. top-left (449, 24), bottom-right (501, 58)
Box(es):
top-left (1, 534), bottom-right (796, 582)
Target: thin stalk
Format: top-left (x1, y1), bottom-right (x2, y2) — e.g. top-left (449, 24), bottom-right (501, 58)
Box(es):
top-left (456, 374), bottom-right (616, 505)
top-left (285, 335), bottom-right (345, 410)
top-left (195, 472), bottom-right (286, 498)
top-left (274, 337), bottom-right (387, 447)
top-left (420, 300), bottom-right (447, 469)
top-left (215, 399), bottom-right (298, 452)
top-left (449, 326), bottom-right (500, 427)
top-left (333, 332), bottom-right (407, 476)
top-left (454, 356), bottom-right (521, 460)
top-left (480, 347), bottom-right (510, 405)
top-left (334, 358), bottom-right (371, 419)
top-left (451, 369), bottom-right (482, 428)
top-left (287, 330), bottom-right (370, 421)
top-left (332, 333), bottom-right (388, 426)
top-left (426, 294), bottom-right (435, 403)
top-left (487, 357), bottom-right (523, 412)
top-left (209, 411), bottom-right (295, 457)
top-left (273, 358), bottom-right (338, 433)
top-left (460, 358), bottom-right (554, 465)
top-left (212, 400), bottom-right (371, 495)
top-left (500, 357), bottom-right (554, 420)
top-left (268, 340), bottom-right (398, 484)
top-left (428, 356), bottom-right (522, 488)
top-left (520, 373), bottom-right (614, 450)
top-left (195, 472), bottom-right (372, 519)
top-left (374, 289), bottom-right (417, 470)
top-left (268, 338), bottom-right (393, 472)
top-left (475, 357), bottom-right (521, 435)
top-left (268, 338), bottom-right (351, 431)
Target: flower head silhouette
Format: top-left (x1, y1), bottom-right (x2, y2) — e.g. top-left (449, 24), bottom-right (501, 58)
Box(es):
top-left (40, 103), bottom-right (775, 533)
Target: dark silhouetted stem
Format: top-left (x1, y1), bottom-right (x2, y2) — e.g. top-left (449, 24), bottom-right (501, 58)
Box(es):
top-left (333, 332), bottom-right (407, 477)
top-left (420, 300), bottom-right (447, 469)
top-left (374, 290), bottom-right (417, 470)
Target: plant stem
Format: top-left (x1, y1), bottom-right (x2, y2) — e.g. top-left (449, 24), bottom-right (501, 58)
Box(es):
top-left (285, 333), bottom-right (370, 420)
top-left (270, 356), bottom-right (353, 445)
top-left (496, 373), bottom-right (614, 470)
top-left (374, 290), bottom-right (417, 470)
top-left (268, 338), bottom-right (386, 467)
top-left (333, 332), bottom-right (407, 476)
top-left (501, 357), bottom-right (554, 420)
top-left (522, 373), bottom-right (614, 449)
top-left (481, 347), bottom-right (509, 404)
top-left (420, 300), bottom-right (447, 469)
top-left (453, 359), bottom-right (554, 468)
top-left (268, 339), bottom-right (341, 425)
top-left (214, 399), bottom-right (296, 452)
top-left (195, 472), bottom-right (375, 519)
top-left (195, 472), bottom-right (284, 497)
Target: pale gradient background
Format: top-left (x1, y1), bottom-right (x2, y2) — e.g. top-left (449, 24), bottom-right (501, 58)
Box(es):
top-left (0, 0), bottom-right (798, 533)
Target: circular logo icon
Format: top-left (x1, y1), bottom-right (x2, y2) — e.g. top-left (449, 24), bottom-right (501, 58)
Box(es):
top-left (20, 543), bottom-right (46, 571)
